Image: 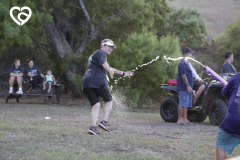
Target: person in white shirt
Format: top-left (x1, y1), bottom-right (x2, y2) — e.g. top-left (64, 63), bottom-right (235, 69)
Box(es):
top-left (188, 54), bottom-right (206, 108)
top-left (43, 69), bottom-right (56, 94)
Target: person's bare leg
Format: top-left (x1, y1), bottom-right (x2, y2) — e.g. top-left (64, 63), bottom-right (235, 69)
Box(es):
top-left (48, 82), bottom-right (52, 92)
top-left (193, 85), bottom-right (205, 104)
top-left (43, 82), bottom-right (46, 90)
top-left (183, 107), bottom-right (189, 123)
top-left (9, 77), bottom-right (15, 87)
top-left (177, 106), bottom-right (184, 124)
top-left (216, 146), bottom-right (227, 160)
top-left (103, 101), bottom-right (113, 121)
top-left (91, 102), bottom-right (101, 126)
top-left (16, 77), bottom-right (22, 87)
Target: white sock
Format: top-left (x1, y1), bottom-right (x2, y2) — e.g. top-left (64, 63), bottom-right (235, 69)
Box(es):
top-left (10, 87), bottom-right (13, 91)
top-left (19, 87), bottom-right (22, 91)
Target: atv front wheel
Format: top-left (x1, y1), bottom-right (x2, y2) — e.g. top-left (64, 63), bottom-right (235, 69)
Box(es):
top-left (160, 96), bottom-right (178, 122)
top-left (208, 99), bottom-right (227, 126)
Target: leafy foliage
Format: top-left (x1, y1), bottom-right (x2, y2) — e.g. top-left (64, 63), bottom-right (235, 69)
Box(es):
top-left (108, 32), bottom-right (180, 107)
top-left (0, 0), bottom-right (207, 107)
top-left (157, 7), bottom-right (207, 45)
top-left (213, 17), bottom-right (240, 72)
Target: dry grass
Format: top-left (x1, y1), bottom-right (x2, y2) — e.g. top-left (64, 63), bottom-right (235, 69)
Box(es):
top-left (0, 98), bottom-right (240, 159)
top-left (167, 0), bottom-right (240, 39)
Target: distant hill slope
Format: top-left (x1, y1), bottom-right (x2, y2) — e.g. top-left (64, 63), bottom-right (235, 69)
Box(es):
top-left (167, 0), bottom-right (240, 39)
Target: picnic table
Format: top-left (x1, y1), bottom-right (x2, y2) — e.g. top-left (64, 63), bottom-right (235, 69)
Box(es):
top-left (0, 82), bottom-right (61, 104)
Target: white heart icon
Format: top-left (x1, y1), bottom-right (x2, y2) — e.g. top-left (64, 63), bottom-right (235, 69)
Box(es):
top-left (10, 6), bottom-right (32, 26)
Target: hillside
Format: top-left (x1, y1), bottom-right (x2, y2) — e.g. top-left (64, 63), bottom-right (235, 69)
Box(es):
top-left (167, 0), bottom-right (240, 39)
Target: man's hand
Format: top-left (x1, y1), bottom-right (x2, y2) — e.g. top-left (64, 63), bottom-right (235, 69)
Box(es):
top-left (199, 79), bottom-right (205, 84)
top-left (125, 71), bottom-right (134, 78)
top-left (40, 74), bottom-right (45, 78)
top-left (187, 86), bottom-right (193, 93)
top-left (109, 68), bottom-right (114, 79)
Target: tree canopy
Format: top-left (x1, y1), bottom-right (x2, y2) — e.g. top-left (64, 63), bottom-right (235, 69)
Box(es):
top-left (213, 17), bottom-right (240, 73)
top-left (0, 0), bottom-right (207, 107)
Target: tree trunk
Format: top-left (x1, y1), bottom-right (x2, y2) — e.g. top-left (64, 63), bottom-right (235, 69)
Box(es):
top-left (43, 22), bottom-right (83, 98)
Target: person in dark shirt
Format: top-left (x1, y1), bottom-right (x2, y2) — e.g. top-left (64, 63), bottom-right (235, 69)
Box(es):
top-left (216, 73), bottom-right (240, 160)
top-left (221, 51), bottom-right (236, 81)
top-left (177, 47), bottom-right (195, 125)
top-left (25, 59), bottom-right (44, 93)
top-left (9, 59), bottom-right (24, 94)
top-left (82, 39), bottom-right (134, 135)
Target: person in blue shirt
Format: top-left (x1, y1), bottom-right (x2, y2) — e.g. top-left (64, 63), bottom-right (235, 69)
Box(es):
top-left (216, 73), bottom-right (240, 160)
top-left (9, 59), bottom-right (24, 94)
top-left (177, 47), bottom-right (195, 125)
top-left (25, 59), bottom-right (45, 93)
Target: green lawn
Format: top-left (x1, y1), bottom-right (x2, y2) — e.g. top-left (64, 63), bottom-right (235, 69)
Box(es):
top-left (0, 101), bottom-right (240, 160)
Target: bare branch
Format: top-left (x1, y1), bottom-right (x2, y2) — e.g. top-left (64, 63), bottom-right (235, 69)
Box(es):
top-left (94, 0), bottom-right (103, 20)
top-left (75, 0), bottom-right (96, 56)
top-left (79, 0), bottom-right (91, 23)
top-left (100, 6), bottom-right (124, 24)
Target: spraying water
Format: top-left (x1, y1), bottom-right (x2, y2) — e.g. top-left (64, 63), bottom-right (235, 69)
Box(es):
top-left (114, 56), bottom-right (160, 84)
top-left (164, 55), bottom-right (227, 86)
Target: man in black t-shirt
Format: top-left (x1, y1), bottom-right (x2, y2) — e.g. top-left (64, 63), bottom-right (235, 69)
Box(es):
top-left (82, 39), bottom-right (134, 135)
top-left (221, 51), bottom-right (236, 81)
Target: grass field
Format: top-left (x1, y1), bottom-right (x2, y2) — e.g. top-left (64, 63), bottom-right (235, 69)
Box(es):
top-left (0, 98), bottom-right (240, 160)
top-left (167, 0), bottom-right (240, 39)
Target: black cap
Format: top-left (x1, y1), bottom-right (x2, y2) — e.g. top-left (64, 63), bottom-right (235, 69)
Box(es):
top-left (182, 47), bottom-right (196, 55)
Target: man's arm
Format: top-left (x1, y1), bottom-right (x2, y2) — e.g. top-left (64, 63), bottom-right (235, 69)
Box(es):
top-left (222, 77), bottom-right (233, 97)
top-left (111, 67), bottom-right (134, 78)
top-left (102, 62), bottom-right (114, 79)
top-left (27, 73), bottom-right (37, 77)
top-left (10, 73), bottom-right (23, 77)
top-left (181, 74), bottom-right (193, 93)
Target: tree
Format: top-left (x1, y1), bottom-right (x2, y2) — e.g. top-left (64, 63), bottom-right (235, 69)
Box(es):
top-left (213, 17), bottom-right (240, 73)
top-left (41, 0), bottom-right (171, 97)
top-left (0, 0), bottom-right (207, 100)
top-left (157, 7), bottom-right (207, 45)
top-left (108, 32), bottom-right (180, 107)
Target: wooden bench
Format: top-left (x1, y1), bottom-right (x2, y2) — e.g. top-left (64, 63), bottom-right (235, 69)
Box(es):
top-left (0, 82), bottom-right (61, 104)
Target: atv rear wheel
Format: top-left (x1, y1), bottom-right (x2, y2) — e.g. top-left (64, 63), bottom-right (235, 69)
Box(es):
top-left (187, 112), bottom-right (208, 122)
top-left (208, 99), bottom-right (227, 126)
top-left (160, 96), bottom-right (178, 122)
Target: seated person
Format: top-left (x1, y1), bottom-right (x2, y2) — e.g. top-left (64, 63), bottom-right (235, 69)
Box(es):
top-left (188, 54), bottom-right (206, 109)
top-left (221, 51), bottom-right (236, 81)
top-left (25, 59), bottom-right (44, 93)
top-left (43, 69), bottom-right (56, 94)
top-left (9, 59), bottom-right (24, 94)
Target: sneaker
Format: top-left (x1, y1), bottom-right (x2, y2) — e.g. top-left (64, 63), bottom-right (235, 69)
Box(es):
top-left (98, 121), bottom-right (111, 132)
top-left (192, 106), bottom-right (199, 109)
top-left (9, 90), bottom-right (13, 94)
top-left (31, 89), bottom-right (35, 94)
top-left (88, 126), bottom-right (99, 135)
top-left (16, 90), bottom-right (23, 94)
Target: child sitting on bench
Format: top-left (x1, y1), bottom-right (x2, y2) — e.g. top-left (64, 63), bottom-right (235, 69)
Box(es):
top-left (43, 69), bottom-right (56, 94)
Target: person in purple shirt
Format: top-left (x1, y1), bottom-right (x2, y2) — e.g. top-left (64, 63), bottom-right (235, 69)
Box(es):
top-left (216, 73), bottom-right (240, 160)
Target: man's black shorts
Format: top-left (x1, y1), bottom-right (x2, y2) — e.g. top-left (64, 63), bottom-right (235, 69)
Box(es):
top-left (193, 81), bottom-right (204, 91)
top-left (83, 88), bottom-right (112, 106)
